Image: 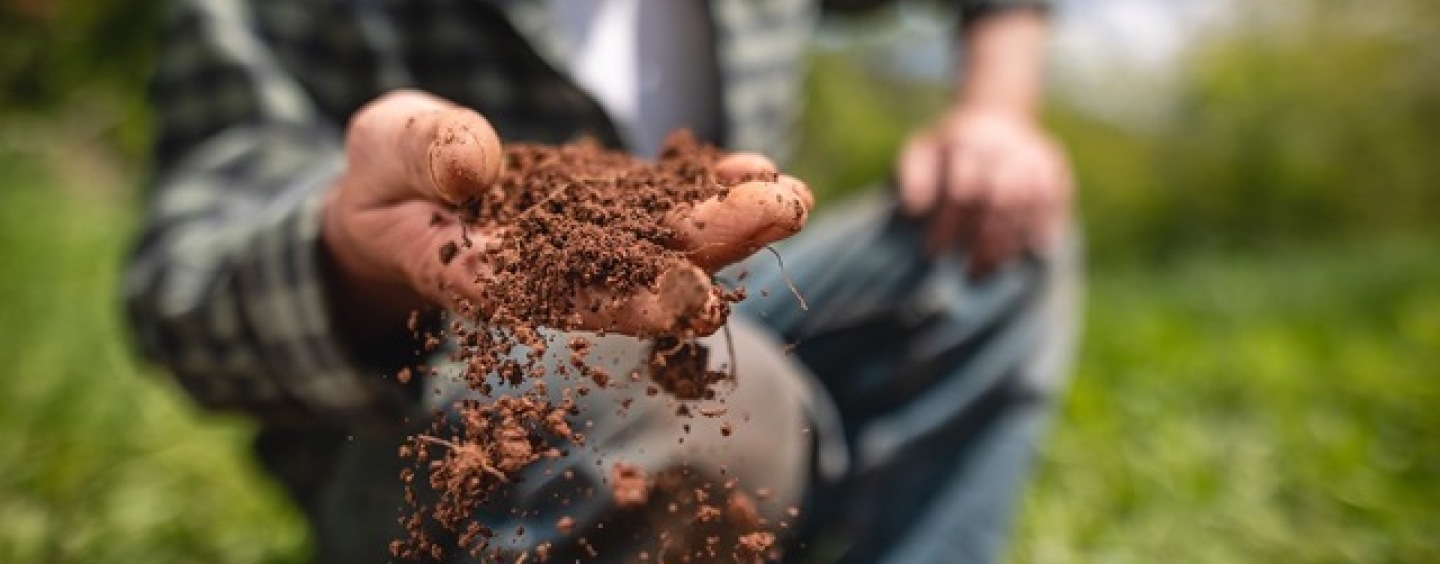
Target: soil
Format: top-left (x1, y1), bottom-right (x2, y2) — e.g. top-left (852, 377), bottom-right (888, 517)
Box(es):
top-left (391, 132), bottom-right (791, 563)
top-left (609, 462), bottom-right (650, 509)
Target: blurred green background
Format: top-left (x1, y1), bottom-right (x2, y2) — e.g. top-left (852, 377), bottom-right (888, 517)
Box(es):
top-left (1, 0), bottom-right (1436, 562)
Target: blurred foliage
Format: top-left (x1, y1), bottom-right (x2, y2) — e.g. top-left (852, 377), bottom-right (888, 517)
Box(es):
top-left (1014, 237), bottom-right (1440, 562)
top-left (1101, 0), bottom-right (1440, 261)
top-left (793, 50), bottom-right (947, 203)
top-left (0, 145), bottom-right (307, 563)
top-left (0, 0), bottom-right (160, 157)
top-left (794, 0), bottom-right (1440, 264)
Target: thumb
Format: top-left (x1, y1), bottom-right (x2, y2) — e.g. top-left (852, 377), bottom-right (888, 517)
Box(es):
top-left (345, 90), bottom-right (505, 205)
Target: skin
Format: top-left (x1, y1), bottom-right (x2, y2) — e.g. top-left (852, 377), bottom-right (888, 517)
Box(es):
top-left (320, 90), bottom-right (812, 343)
top-left (897, 8), bottom-right (1074, 277)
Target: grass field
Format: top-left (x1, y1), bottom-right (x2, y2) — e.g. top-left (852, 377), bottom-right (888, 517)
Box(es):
top-left (1013, 238), bottom-right (1440, 563)
top-left (1, 146), bottom-right (1436, 563)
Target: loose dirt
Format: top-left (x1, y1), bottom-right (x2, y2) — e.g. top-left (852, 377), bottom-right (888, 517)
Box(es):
top-left (391, 132), bottom-right (790, 563)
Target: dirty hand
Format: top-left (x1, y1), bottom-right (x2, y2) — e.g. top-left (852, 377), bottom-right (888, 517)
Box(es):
top-left (321, 90), bottom-right (813, 337)
top-left (896, 105), bottom-right (1072, 278)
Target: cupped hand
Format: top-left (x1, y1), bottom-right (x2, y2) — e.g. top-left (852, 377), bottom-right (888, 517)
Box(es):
top-left (321, 90), bottom-right (812, 338)
top-left (896, 106), bottom-right (1072, 277)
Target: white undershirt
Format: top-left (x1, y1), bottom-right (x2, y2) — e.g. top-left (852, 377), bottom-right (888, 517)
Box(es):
top-left (548, 0), bottom-right (722, 158)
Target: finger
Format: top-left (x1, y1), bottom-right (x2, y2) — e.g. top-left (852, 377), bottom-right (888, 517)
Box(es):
top-left (424, 107), bottom-right (506, 204)
top-left (1018, 165), bottom-right (1056, 257)
top-left (714, 152), bottom-right (778, 184)
top-left (927, 143), bottom-right (986, 255)
top-left (969, 160), bottom-right (1032, 277)
top-left (347, 90), bottom-right (505, 205)
top-left (925, 200), bottom-right (964, 257)
top-left (897, 135), bottom-right (942, 216)
top-left (970, 210), bottom-right (1019, 278)
top-left (665, 179), bottom-right (812, 271)
top-left (779, 173), bottom-right (816, 211)
top-left (392, 205), bottom-right (496, 306)
top-left (945, 139), bottom-right (989, 202)
top-left (426, 243), bottom-right (724, 337)
top-left (710, 152), bottom-right (813, 215)
top-left (1031, 146), bottom-right (1075, 253)
top-left (570, 262), bottom-right (726, 336)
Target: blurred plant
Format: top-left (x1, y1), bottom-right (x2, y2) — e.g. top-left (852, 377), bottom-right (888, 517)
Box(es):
top-left (794, 0), bottom-right (1440, 265)
top-left (1107, 0), bottom-right (1440, 260)
top-left (0, 0), bottom-right (160, 157)
top-left (793, 49), bottom-right (949, 203)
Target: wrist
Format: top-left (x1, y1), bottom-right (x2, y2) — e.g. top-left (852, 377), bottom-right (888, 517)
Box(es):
top-left (949, 97), bottom-right (1039, 123)
top-left (952, 7), bottom-right (1048, 124)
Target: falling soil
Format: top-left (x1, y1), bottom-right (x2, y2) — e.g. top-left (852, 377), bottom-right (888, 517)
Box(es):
top-left (391, 132), bottom-right (791, 562)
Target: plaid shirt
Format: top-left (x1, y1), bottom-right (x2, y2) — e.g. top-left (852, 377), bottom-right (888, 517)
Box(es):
top-left (125, 0), bottom-right (1050, 429)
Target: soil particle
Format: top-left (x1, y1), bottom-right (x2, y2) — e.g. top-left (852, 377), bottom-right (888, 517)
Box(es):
top-left (610, 462), bottom-right (650, 509)
top-left (438, 240), bottom-right (459, 265)
top-left (737, 531), bottom-right (776, 556)
top-left (648, 337), bottom-right (729, 400)
top-left (725, 492), bottom-right (762, 530)
top-left (695, 505), bottom-right (721, 523)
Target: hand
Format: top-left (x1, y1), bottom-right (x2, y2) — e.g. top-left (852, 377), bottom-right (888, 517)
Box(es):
top-left (321, 90), bottom-right (813, 338)
top-left (896, 106), bottom-right (1073, 277)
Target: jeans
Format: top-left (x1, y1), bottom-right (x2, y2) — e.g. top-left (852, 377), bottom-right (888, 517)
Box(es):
top-left (254, 192), bottom-right (1081, 564)
top-left (725, 193), bottom-right (1081, 563)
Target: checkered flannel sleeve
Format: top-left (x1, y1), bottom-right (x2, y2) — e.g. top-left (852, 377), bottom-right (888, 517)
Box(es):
top-left (124, 0), bottom-right (415, 428)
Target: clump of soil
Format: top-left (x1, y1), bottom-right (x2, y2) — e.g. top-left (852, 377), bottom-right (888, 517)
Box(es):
top-left (610, 462), bottom-right (651, 509)
top-left (649, 337), bottom-right (730, 400)
top-left (737, 532), bottom-right (777, 557)
top-left (392, 132), bottom-right (790, 563)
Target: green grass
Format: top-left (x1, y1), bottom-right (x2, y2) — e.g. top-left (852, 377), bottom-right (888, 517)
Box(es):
top-left (0, 150), bottom-right (307, 564)
top-left (1, 146), bottom-right (1436, 563)
top-left (1013, 238), bottom-right (1440, 563)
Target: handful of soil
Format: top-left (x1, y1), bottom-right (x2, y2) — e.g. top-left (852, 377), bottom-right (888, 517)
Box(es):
top-left (393, 132), bottom-right (801, 563)
top-left (446, 131), bottom-right (795, 336)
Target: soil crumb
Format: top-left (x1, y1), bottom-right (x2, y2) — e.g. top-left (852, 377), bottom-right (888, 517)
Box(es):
top-left (610, 462), bottom-right (650, 509)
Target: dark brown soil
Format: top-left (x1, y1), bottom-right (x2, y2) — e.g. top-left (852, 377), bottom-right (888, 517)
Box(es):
top-left (392, 132), bottom-right (789, 563)
top-left (648, 337), bottom-right (729, 401)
